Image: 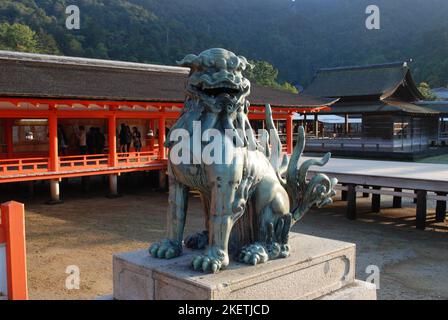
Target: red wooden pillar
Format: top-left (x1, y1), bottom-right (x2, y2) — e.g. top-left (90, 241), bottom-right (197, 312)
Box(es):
top-left (48, 112), bottom-right (58, 171)
top-left (108, 115), bottom-right (117, 167)
top-left (2, 201), bottom-right (28, 300)
top-left (5, 119), bottom-right (13, 157)
top-left (286, 114), bottom-right (293, 155)
top-left (158, 117), bottom-right (166, 160)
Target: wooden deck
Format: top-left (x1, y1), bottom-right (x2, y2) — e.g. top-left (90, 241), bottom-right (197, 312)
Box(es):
top-left (305, 157), bottom-right (448, 229)
top-left (0, 151), bottom-right (166, 183)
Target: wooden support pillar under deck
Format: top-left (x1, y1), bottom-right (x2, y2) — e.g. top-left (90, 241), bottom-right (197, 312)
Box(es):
top-left (393, 188), bottom-right (402, 208)
top-left (48, 179), bottom-right (62, 204)
top-left (108, 174), bottom-right (119, 198)
top-left (286, 114), bottom-right (293, 155)
top-left (416, 190), bottom-right (427, 230)
top-left (158, 117), bottom-right (166, 160)
top-left (346, 184), bottom-right (357, 220)
top-left (435, 192), bottom-right (447, 222)
top-left (313, 114), bottom-right (319, 137)
top-left (371, 186), bottom-right (381, 212)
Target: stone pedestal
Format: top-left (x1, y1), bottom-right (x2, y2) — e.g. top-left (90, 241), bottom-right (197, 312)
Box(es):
top-left (113, 233), bottom-right (376, 300)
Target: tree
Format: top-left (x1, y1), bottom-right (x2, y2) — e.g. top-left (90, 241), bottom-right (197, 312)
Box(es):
top-left (245, 60), bottom-right (298, 94)
top-left (0, 23), bottom-right (40, 53)
top-left (417, 82), bottom-right (437, 101)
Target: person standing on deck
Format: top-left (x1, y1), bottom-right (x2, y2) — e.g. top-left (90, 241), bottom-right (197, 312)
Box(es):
top-left (132, 127), bottom-right (142, 153)
top-left (77, 126), bottom-right (87, 155)
top-left (119, 124), bottom-right (132, 153)
top-left (87, 127), bottom-right (96, 154)
top-left (96, 127), bottom-right (106, 154)
top-left (58, 125), bottom-right (68, 156)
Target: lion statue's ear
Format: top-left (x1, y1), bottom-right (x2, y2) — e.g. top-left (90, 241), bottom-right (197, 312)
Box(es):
top-left (176, 54), bottom-right (199, 68)
top-left (238, 55), bottom-right (254, 71)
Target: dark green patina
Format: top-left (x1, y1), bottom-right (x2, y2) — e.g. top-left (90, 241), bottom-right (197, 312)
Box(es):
top-left (149, 48), bottom-right (337, 273)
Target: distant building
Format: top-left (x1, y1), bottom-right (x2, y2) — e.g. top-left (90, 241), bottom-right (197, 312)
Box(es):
top-left (302, 62), bottom-right (448, 159)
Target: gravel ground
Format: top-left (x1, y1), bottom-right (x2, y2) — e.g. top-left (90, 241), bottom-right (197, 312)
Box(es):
top-left (4, 176), bottom-right (446, 300)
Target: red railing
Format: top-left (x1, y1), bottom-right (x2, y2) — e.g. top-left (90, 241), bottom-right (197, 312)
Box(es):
top-left (0, 157), bottom-right (49, 175)
top-left (0, 201), bottom-right (28, 300)
top-left (59, 154), bottom-right (109, 170)
top-left (0, 149), bottom-right (162, 178)
top-left (117, 151), bottom-right (159, 166)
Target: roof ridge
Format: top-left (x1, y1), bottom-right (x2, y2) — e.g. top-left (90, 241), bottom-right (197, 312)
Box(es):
top-left (317, 61), bottom-right (408, 73)
top-left (0, 50), bottom-right (190, 74)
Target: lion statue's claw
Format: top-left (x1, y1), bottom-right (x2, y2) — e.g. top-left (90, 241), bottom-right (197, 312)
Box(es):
top-left (149, 239), bottom-right (182, 259)
top-left (191, 247), bottom-right (228, 273)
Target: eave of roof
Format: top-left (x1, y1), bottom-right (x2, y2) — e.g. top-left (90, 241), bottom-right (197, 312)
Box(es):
top-left (0, 50), bottom-right (189, 74)
top-left (416, 101), bottom-right (448, 113)
top-left (0, 50), bottom-right (334, 110)
top-left (320, 99), bottom-right (440, 115)
top-left (303, 61), bottom-right (423, 101)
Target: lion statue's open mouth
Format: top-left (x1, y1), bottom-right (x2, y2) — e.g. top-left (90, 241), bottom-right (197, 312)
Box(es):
top-left (178, 48), bottom-right (251, 111)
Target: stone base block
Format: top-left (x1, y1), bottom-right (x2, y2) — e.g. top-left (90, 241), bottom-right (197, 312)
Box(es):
top-left (113, 233), bottom-right (371, 300)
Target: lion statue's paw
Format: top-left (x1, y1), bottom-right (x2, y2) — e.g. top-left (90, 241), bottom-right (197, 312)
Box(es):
top-left (149, 239), bottom-right (182, 259)
top-left (239, 242), bottom-right (290, 265)
top-left (191, 247), bottom-right (229, 273)
top-left (238, 243), bottom-right (269, 266)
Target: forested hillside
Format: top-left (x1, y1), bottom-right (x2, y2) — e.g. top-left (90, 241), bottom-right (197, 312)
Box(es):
top-left (0, 0), bottom-right (447, 87)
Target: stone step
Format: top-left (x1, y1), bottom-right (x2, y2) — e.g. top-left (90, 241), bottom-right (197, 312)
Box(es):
top-left (320, 280), bottom-right (377, 300)
top-left (113, 233), bottom-right (359, 300)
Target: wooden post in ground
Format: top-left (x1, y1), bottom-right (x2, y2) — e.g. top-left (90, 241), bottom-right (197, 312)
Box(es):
top-left (393, 188), bottom-right (402, 208)
top-left (362, 185), bottom-right (369, 198)
top-left (1, 201), bottom-right (28, 300)
top-left (346, 184), bottom-right (357, 220)
top-left (341, 184), bottom-right (348, 201)
top-left (371, 186), bottom-right (381, 212)
top-left (416, 190), bottom-right (427, 230)
top-left (344, 114), bottom-right (349, 135)
top-left (435, 192), bottom-right (447, 222)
